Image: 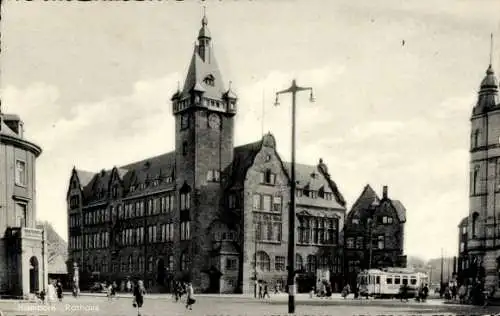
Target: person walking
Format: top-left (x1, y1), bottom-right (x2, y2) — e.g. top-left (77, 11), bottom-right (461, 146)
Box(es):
top-left (263, 283), bottom-right (270, 299)
top-left (46, 280), bottom-right (57, 305)
top-left (56, 281), bottom-right (63, 302)
top-left (132, 280), bottom-right (146, 316)
top-left (185, 282), bottom-right (196, 310)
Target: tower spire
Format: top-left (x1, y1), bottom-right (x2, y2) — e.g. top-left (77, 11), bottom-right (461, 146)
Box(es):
top-left (490, 33), bottom-right (494, 67)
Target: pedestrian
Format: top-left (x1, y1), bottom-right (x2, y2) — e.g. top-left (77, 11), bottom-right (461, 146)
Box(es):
top-left (258, 282), bottom-right (263, 299)
top-left (46, 280), bottom-right (57, 305)
top-left (263, 283), bottom-right (270, 299)
top-left (56, 280), bottom-right (63, 302)
top-left (127, 279), bottom-right (132, 293)
top-left (132, 280), bottom-right (146, 316)
top-left (185, 282), bottom-right (196, 310)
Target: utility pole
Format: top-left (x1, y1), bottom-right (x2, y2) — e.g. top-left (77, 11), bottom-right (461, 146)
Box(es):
top-left (440, 248), bottom-right (444, 286)
top-left (275, 80), bottom-right (314, 314)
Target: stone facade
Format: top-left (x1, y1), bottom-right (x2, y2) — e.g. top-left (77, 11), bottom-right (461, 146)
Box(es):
top-left (343, 185), bottom-right (407, 288)
top-left (66, 15), bottom-right (347, 294)
top-left (0, 110), bottom-right (46, 297)
top-left (462, 61), bottom-right (500, 292)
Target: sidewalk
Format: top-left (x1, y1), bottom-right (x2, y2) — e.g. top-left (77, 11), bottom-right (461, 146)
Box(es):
top-left (62, 291), bottom-right (449, 306)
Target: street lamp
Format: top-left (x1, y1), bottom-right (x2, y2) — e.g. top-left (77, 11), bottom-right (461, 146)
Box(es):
top-left (367, 197), bottom-right (379, 270)
top-left (274, 79), bottom-right (314, 314)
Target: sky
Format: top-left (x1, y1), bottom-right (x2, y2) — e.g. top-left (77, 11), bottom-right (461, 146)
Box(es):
top-left (1, 0), bottom-right (500, 261)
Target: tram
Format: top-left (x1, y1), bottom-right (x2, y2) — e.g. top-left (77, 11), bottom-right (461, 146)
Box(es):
top-left (356, 267), bottom-right (429, 298)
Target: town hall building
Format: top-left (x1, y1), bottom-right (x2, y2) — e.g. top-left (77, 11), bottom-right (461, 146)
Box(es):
top-left (66, 15), bottom-right (347, 294)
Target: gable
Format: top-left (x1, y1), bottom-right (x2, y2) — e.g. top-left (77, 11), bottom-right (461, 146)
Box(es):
top-left (347, 185), bottom-right (379, 220)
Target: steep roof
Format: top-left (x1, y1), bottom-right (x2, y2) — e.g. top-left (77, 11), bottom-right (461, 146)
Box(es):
top-left (227, 140), bottom-right (262, 189)
top-left (348, 184), bottom-right (380, 219)
top-left (75, 169), bottom-right (95, 187)
top-left (391, 199), bottom-right (406, 223)
top-left (0, 119), bottom-right (18, 137)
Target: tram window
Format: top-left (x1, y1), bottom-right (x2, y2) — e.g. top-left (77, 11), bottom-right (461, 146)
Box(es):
top-left (402, 277), bottom-right (408, 285)
top-left (410, 278), bottom-right (417, 285)
top-left (376, 276), bottom-right (380, 284)
top-left (394, 277), bottom-right (401, 285)
top-left (386, 277), bottom-right (393, 284)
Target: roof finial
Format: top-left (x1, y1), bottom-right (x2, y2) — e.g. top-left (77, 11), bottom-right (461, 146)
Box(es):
top-left (202, 6), bottom-right (208, 26)
top-left (490, 33), bottom-right (494, 67)
top-left (228, 80), bottom-right (232, 90)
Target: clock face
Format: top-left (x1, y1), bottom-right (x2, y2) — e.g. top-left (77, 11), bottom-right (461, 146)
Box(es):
top-left (208, 113), bottom-right (221, 129)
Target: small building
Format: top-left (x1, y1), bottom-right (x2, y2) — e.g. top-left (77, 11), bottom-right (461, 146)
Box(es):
top-left (343, 185), bottom-right (407, 288)
top-left (457, 216), bottom-right (469, 285)
top-left (0, 108), bottom-right (46, 297)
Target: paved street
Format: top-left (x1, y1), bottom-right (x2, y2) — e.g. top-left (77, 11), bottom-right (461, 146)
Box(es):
top-left (1, 294), bottom-right (500, 316)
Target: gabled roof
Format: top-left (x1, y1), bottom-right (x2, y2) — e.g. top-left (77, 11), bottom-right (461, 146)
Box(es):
top-left (75, 169), bottom-right (95, 187)
top-left (347, 184), bottom-right (406, 223)
top-left (120, 151), bottom-right (175, 186)
top-left (348, 184), bottom-right (379, 219)
top-left (228, 140), bottom-right (263, 189)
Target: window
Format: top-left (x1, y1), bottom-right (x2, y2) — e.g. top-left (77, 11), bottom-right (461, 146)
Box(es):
top-left (182, 142), bottom-right (188, 156)
top-left (15, 203), bottom-right (27, 227)
top-left (473, 166), bottom-right (479, 195)
top-left (204, 75), bottom-right (215, 86)
top-left (256, 251), bottom-right (270, 271)
top-left (148, 226), bottom-right (157, 243)
top-left (298, 217), bottom-right (310, 244)
top-left (147, 256), bottom-right (154, 272)
top-left (273, 196), bottom-right (282, 212)
top-left (207, 170), bottom-right (221, 182)
top-left (472, 212), bottom-right (479, 238)
top-left (296, 254), bottom-right (304, 271)
top-left (394, 277), bottom-right (401, 285)
top-left (382, 216), bottom-right (393, 224)
top-left (15, 160), bottom-right (27, 186)
top-left (386, 277), bottom-right (393, 284)
top-left (346, 237), bottom-right (354, 249)
top-left (168, 255), bottom-right (174, 271)
top-left (228, 194), bottom-right (237, 209)
top-left (260, 169), bottom-right (276, 185)
top-left (138, 256), bottom-right (145, 272)
top-left (180, 252), bottom-right (190, 270)
top-left (253, 194), bottom-right (261, 210)
top-left (296, 189), bottom-right (303, 197)
top-left (410, 278), bottom-right (417, 285)
top-left (147, 200), bottom-right (153, 215)
top-left (181, 221), bottom-right (190, 240)
top-left (473, 129), bottom-right (479, 148)
top-left (355, 236), bottom-right (363, 249)
top-left (181, 114), bottom-right (190, 129)
top-left (226, 258), bottom-right (237, 270)
top-left (128, 255), bottom-right (134, 272)
top-left (307, 255), bottom-right (317, 273)
top-left (112, 186), bottom-right (118, 198)
top-left (275, 256), bottom-right (286, 271)
top-left (262, 195), bottom-right (272, 211)
top-left (377, 235), bottom-right (385, 249)
top-left (352, 218), bottom-right (359, 225)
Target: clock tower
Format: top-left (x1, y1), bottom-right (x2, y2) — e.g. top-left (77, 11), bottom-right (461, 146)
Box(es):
top-left (171, 13), bottom-right (237, 288)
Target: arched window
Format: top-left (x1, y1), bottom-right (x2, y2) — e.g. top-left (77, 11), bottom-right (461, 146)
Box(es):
top-left (296, 254), bottom-right (303, 270)
top-left (147, 256), bottom-right (154, 272)
top-left (307, 255), bottom-right (317, 273)
top-left (180, 252), bottom-right (190, 271)
top-left (256, 251), bottom-right (270, 271)
top-left (472, 212), bottom-right (479, 238)
top-left (121, 257), bottom-right (127, 272)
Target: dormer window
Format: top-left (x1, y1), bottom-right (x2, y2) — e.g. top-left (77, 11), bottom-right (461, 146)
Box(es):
top-left (324, 192), bottom-right (333, 200)
top-left (130, 185), bottom-right (136, 192)
top-left (260, 169), bottom-right (276, 185)
top-left (166, 176), bottom-right (173, 184)
top-left (203, 74), bottom-right (215, 86)
top-left (382, 216), bottom-right (393, 224)
top-left (112, 186), bottom-right (118, 199)
top-left (296, 189), bottom-right (303, 197)
top-left (310, 191), bottom-right (318, 199)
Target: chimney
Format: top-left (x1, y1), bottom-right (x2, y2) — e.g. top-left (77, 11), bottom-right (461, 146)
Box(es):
top-left (382, 186), bottom-right (388, 199)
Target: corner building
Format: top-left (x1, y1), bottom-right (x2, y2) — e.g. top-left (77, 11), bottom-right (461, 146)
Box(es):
top-left (0, 110), bottom-right (46, 297)
top-left (464, 60), bottom-right (500, 293)
top-left (66, 16), bottom-right (347, 294)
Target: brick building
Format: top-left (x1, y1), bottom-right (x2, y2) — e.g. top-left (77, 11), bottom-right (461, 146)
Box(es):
top-left (0, 108), bottom-right (46, 297)
top-left (66, 15), bottom-right (347, 294)
top-left (461, 59), bottom-right (500, 292)
top-left (343, 185), bottom-right (407, 287)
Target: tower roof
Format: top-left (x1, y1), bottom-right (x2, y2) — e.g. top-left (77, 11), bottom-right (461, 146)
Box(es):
top-left (474, 64), bottom-right (499, 114)
top-left (180, 14), bottom-right (226, 101)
